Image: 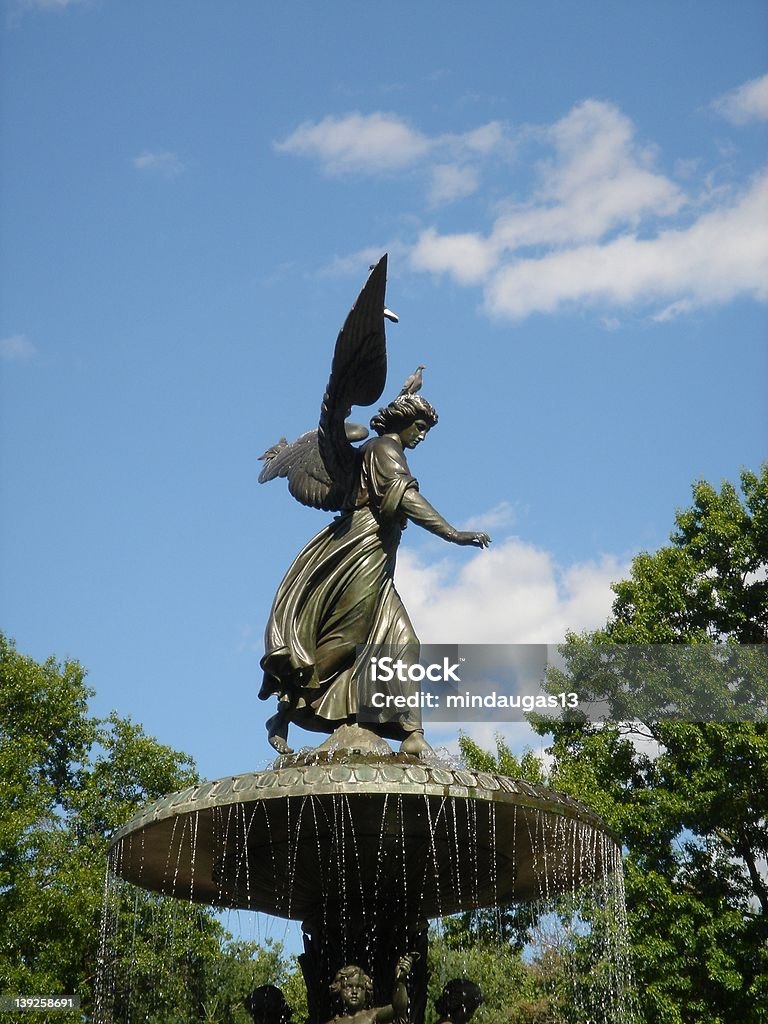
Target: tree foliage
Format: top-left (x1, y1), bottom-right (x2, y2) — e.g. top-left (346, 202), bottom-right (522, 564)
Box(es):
top-left (532, 466), bottom-right (768, 1023)
top-left (458, 734), bottom-right (547, 787)
top-left (456, 739), bottom-right (637, 1024)
top-left (426, 928), bottom-right (554, 1023)
top-left (0, 634), bottom-right (304, 1022)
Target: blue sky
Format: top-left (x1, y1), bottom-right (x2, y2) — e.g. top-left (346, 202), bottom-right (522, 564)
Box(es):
top-left (2, 0), bottom-right (767, 790)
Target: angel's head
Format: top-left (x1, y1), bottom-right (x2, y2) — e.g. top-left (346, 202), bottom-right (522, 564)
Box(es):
top-left (370, 395), bottom-right (438, 449)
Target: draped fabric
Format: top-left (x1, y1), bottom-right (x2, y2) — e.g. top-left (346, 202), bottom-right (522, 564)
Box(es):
top-left (259, 436), bottom-right (423, 739)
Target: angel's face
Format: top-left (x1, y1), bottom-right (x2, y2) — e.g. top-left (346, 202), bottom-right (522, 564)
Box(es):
top-left (399, 418), bottom-right (431, 449)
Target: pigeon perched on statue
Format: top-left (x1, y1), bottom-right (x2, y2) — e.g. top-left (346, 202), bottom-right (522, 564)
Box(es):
top-left (398, 365), bottom-right (425, 396)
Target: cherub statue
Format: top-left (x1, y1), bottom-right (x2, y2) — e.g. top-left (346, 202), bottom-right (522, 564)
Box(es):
top-left (434, 979), bottom-right (484, 1024)
top-left (258, 256), bottom-right (490, 755)
top-left (324, 956), bottom-right (413, 1024)
top-left (243, 984), bottom-right (293, 1024)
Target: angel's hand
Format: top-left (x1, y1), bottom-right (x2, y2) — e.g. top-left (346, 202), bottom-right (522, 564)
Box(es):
top-left (454, 531), bottom-right (491, 548)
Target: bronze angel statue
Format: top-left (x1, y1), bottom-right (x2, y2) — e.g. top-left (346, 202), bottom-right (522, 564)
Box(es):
top-left (258, 256), bottom-right (490, 756)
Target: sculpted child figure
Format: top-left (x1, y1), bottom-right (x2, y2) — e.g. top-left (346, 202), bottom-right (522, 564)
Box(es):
top-left (243, 984), bottom-right (293, 1024)
top-left (324, 956), bottom-right (414, 1024)
top-left (434, 979), bottom-right (484, 1024)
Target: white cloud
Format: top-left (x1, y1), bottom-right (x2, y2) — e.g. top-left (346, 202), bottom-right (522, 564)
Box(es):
top-left (652, 299), bottom-right (694, 323)
top-left (282, 92), bottom-right (768, 322)
top-left (457, 121), bottom-right (506, 155)
top-left (713, 73), bottom-right (768, 124)
top-left (0, 334), bottom-right (37, 360)
top-left (413, 99), bottom-right (686, 288)
top-left (461, 501), bottom-right (517, 532)
top-left (316, 245), bottom-right (393, 279)
top-left (410, 98), bottom-right (721, 317)
top-left (275, 113), bottom-right (432, 174)
top-left (428, 164), bottom-right (480, 205)
top-left (132, 150), bottom-right (184, 178)
top-left (483, 171), bottom-right (768, 319)
top-left (395, 534), bottom-right (626, 760)
top-left (275, 112), bottom-right (510, 198)
top-left (395, 536), bottom-right (626, 644)
top-left (535, 100), bottom-right (684, 232)
top-left (410, 227), bottom-right (496, 284)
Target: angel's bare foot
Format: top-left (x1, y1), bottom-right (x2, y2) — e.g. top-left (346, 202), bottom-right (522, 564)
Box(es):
top-left (266, 712), bottom-right (293, 755)
top-left (399, 730), bottom-right (433, 756)
top-left (268, 733), bottom-right (293, 755)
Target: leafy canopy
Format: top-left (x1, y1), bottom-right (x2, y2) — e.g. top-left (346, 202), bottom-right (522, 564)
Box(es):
top-left (0, 634), bottom-right (305, 1023)
top-left (534, 466), bottom-right (768, 1024)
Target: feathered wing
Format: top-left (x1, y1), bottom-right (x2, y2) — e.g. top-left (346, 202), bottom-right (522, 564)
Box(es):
top-left (258, 255), bottom-right (388, 511)
top-left (258, 424), bottom-right (368, 511)
top-left (317, 254), bottom-right (389, 506)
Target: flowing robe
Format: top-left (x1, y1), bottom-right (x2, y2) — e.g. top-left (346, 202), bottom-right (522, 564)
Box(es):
top-left (259, 435), bottom-right (429, 740)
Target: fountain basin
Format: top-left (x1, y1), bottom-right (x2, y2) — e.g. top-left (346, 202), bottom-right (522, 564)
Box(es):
top-left (109, 754), bottom-right (616, 918)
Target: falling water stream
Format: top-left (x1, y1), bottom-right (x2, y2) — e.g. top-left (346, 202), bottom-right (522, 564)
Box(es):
top-left (94, 754), bottom-right (639, 1023)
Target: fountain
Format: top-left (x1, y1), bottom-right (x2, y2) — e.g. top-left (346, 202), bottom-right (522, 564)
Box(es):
top-left (106, 731), bottom-right (621, 1019)
top-left (101, 259), bottom-right (629, 1023)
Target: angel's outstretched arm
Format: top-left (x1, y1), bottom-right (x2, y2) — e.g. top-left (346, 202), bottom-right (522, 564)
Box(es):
top-left (400, 490), bottom-right (491, 548)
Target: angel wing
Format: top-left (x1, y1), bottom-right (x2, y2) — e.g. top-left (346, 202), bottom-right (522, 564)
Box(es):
top-left (258, 256), bottom-right (389, 511)
top-left (258, 422), bottom-right (369, 511)
top-left (317, 254), bottom-right (389, 505)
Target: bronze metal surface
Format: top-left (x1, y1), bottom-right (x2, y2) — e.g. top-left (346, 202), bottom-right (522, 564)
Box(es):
top-left (110, 757), bottom-right (615, 917)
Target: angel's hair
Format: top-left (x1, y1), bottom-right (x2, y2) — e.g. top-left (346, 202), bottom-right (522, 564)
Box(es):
top-left (329, 964), bottom-right (373, 1004)
top-left (370, 395), bottom-right (438, 436)
top-left (435, 978), bottom-right (484, 1015)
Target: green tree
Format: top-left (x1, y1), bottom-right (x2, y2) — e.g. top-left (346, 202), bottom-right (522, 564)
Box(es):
top-left (457, 734), bottom-right (547, 787)
top-left (199, 939), bottom-right (307, 1024)
top-left (535, 467), bottom-right (768, 1023)
top-left (0, 633), bottom-right (211, 1017)
top-left (0, 635), bottom-right (306, 1022)
top-left (456, 737), bottom-right (635, 1024)
top-left (426, 927), bottom-right (554, 1023)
